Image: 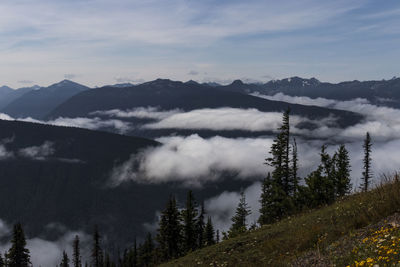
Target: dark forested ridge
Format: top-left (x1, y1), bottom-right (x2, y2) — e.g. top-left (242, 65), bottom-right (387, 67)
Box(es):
top-left (0, 119), bottom-right (252, 251)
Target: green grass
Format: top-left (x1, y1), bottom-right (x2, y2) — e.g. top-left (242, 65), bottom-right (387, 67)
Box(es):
top-left (161, 175), bottom-right (400, 266)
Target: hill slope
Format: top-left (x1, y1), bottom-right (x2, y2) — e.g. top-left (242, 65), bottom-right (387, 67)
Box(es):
top-left (163, 178), bottom-right (400, 266)
top-left (2, 80), bottom-right (89, 119)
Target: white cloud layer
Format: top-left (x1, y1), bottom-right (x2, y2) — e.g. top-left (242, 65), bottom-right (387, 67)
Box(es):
top-left (253, 93), bottom-right (400, 141)
top-left (0, 113), bottom-right (132, 134)
top-left (142, 108), bottom-right (315, 132)
top-left (18, 141), bottom-right (55, 160)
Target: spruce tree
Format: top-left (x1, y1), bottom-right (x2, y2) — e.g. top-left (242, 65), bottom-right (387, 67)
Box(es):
top-left (361, 132), bottom-right (372, 192)
top-left (291, 138), bottom-right (299, 195)
top-left (6, 223), bottom-right (31, 267)
top-left (266, 109), bottom-right (291, 194)
top-left (282, 109), bottom-right (291, 195)
top-left (156, 195), bottom-right (182, 260)
top-left (264, 109), bottom-right (295, 220)
top-left (196, 202), bottom-right (205, 249)
top-left (335, 145), bottom-right (352, 197)
top-left (138, 233), bottom-right (154, 267)
top-left (72, 235), bottom-right (82, 267)
top-left (204, 217), bottom-right (215, 246)
top-left (319, 145), bottom-right (336, 202)
top-left (229, 190), bottom-right (251, 237)
top-left (60, 251), bottom-right (70, 267)
top-left (304, 167), bottom-right (333, 207)
top-left (216, 230), bottom-right (220, 243)
top-left (182, 190), bottom-right (198, 252)
top-left (258, 172), bottom-right (287, 225)
top-left (91, 226), bottom-right (103, 267)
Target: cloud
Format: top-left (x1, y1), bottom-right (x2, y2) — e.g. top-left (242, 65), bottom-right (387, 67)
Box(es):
top-left (47, 117), bottom-right (132, 134)
top-left (110, 134), bottom-right (325, 186)
top-left (0, 137), bottom-right (15, 159)
top-left (252, 92), bottom-right (400, 141)
top-left (64, 74), bottom-right (78, 80)
top-left (142, 108), bottom-right (321, 132)
top-left (18, 141), bottom-right (55, 160)
top-left (18, 80), bottom-right (34, 84)
top-left (91, 107), bottom-right (182, 120)
top-left (114, 77), bottom-right (145, 84)
top-left (187, 70), bottom-right (199, 76)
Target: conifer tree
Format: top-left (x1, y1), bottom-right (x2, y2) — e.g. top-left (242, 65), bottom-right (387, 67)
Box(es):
top-left (182, 190), bottom-right (198, 252)
top-left (60, 251), bottom-right (70, 267)
top-left (196, 202), bottom-right (205, 249)
top-left (282, 109), bottom-right (291, 194)
top-left (156, 195), bottom-right (182, 260)
top-left (216, 230), bottom-right (220, 243)
top-left (264, 109), bottom-right (295, 219)
top-left (291, 138), bottom-right (299, 195)
top-left (0, 254), bottom-right (4, 267)
top-left (304, 167), bottom-right (333, 207)
top-left (91, 226), bottom-right (104, 267)
top-left (104, 253), bottom-right (112, 267)
top-left (72, 235), bottom-right (82, 267)
top-left (6, 223), bottom-right (31, 267)
top-left (132, 238), bottom-right (137, 267)
top-left (361, 132), bottom-right (372, 192)
top-left (229, 190), bottom-right (251, 237)
top-left (258, 173), bottom-right (287, 225)
top-left (138, 233), bottom-right (154, 267)
top-left (266, 109), bottom-right (291, 194)
top-left (204, 217), bottom-right (215, 246)
top-left (335, 145), bottom-right (352, 197)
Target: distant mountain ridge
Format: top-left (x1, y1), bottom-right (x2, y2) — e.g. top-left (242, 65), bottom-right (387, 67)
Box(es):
top-left (0, 85), bottom-right (40, 110)
top-left (46, 78), bottom-right (362, 138)
top-left (217, 76), bottom-right (400, 107)
top-left (2, 80), bottom-right (89, 119)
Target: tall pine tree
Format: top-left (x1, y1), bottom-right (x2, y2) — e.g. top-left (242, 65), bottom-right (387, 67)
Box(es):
top-left (156, 195), bottom-right (182, 260)
top-left (196, 202), bottom-right (205, 249)
top-left (264, 109), bottom-right (295, 220)
top-left (72, 235), bottom-right (81, 267)
top-left (182, 190), bottom-right (198, 252)
top-left (204, 217), bottom-right (215, 246)
top-left (60, 251), bottom-right (70, 267)
top-left (229, 190), bottom-right (251, 237)
top-left (6, 223), bottom-right (31, 267)
top-left (361, 132), bottom-right (372, 192)
top-left (138, 233), bottom-right (154, 267)
top-left (335, 145), bottom-right (352, 197)
top-left (258, 173), bottom-right (287, 225)
top-left (91, 226), bottom-right (104, 267)
top-left (291, 138), bottom-right (299, 194)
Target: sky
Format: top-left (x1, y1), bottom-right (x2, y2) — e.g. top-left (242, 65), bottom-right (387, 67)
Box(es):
top-left (0, 0), bottom-right (399, 88)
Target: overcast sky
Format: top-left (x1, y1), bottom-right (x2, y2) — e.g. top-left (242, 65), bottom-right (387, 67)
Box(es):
top-left (0, 0), bottom-right (399, 88)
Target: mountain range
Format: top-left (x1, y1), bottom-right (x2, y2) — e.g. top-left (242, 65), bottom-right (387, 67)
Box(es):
top-left (2, 80), bottom-right (89, 119)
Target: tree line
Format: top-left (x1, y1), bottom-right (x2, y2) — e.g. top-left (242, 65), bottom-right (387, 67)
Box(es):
top-left (0, 109), bottom-right (374, 266)
top-left (258, 109), bottom-right (372, 225)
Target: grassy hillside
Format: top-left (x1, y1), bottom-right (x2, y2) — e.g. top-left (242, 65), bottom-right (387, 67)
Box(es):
top-left (163, 175), bottom-right (400, 267)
